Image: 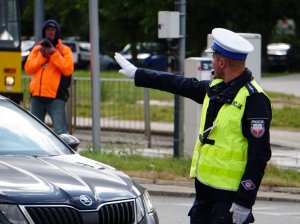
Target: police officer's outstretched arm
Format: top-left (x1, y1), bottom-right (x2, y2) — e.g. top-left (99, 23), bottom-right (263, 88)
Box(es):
top-left (114, 52), bottom-right (208, 103)
top-left (114, 53), bottom-right (137, 78)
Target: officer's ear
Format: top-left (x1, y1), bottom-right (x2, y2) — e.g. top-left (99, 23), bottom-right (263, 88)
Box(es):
top-left (219, 57), bottom-right (226, 68)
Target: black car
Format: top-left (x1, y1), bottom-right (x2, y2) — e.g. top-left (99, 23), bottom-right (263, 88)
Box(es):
top-left (120, 42), bottom-right (168, 71)
top-left (0, 96), bottom-right (159, 224)
top-left (267, 42), bottom-right (300, 72)
top-left (62, 40), bottom-right (119, 70)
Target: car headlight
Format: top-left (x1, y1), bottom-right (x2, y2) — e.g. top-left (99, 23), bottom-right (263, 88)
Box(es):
top-left (0, 204), bottom-right (28, 224)
top-left (135, 190), bottom-right (155, 223)
top-left (136, 195), bottom-right (146, 223)
top-left (142, 190), bottom-right (154, 213)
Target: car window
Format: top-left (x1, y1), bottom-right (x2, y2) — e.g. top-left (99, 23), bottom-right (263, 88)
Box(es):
top-left (122, 42), bottom-right (166, 54)
top-left (121, 44), bottom-right (131, 54)
top-left (0, 100), bottom-right (73, 156)
top-left (79, 42), bottom-right (90, 52)
top-left (79, 46), bottom-right (89, 52)
top-left (138, 43), bottom-right (162, 53)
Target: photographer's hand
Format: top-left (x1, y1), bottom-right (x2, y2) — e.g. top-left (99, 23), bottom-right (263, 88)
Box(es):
top-left (40, 44), bottom-right (56, 58)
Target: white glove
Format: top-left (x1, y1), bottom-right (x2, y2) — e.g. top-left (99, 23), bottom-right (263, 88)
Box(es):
top-left (230, 203), bottom-right (251, 224)
top-left (114, 52), bottom-right (137, 78)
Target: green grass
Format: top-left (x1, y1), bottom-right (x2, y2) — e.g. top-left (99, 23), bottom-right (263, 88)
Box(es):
top-left (272, 107), bottom-right (300, 128)
top-left (267, 91), bottom-right (300, 129)
top-left (72, 70), bottom-right (175, 122)
top-left (72, 70), bottom-right (123, 78)
top-left (262, 164), bottom-right (300, 187)
top-left (80, 150), bottom-right (192, 181)
top-left (80, 150), bottom-right (300, 187)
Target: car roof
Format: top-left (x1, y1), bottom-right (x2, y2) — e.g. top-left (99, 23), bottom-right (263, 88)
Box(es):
top-left (62, 40), bottom-right (91, 50)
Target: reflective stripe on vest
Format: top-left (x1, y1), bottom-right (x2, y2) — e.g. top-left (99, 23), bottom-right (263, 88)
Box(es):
top-left (189, 79), bottom-right (265, 191)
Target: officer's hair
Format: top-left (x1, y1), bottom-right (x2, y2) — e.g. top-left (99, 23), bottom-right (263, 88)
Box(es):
top-left (216, 53), bottom-right (245, 70)
top-left (226, 57), bottom-right (246, 69)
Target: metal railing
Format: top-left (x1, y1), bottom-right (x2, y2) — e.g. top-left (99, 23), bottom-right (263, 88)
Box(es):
top-left (21, 76), bottom-right (173, 147)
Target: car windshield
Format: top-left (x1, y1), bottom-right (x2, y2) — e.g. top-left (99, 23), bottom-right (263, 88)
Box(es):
top-left (0, 99), bottom-right (73, 156)
top-left (79, 42), bottom-right (90, 52)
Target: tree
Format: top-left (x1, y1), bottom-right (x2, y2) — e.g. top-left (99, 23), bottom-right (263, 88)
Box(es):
top-left (21, 0), bottom-right (89, 40)
top-left (21, 0), bottom-right (174, 57)
top-left (99, 0), bottom-right (173, 60)
top-left (21, 0), bottom-right (300, 70)
top-left (186, 0), bottom-right (300, 71)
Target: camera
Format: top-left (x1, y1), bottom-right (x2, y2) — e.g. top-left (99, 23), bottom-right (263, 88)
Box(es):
top-left (41, 37), bottom-right (52, 47)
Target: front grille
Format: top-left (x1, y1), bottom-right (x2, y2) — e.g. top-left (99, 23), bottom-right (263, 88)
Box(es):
top-left (26, 206), bottom-right (82, 224)
top-left (24, 200), bottom-right (135, 224)
top-left (98, 201), bottom-right (135, 224)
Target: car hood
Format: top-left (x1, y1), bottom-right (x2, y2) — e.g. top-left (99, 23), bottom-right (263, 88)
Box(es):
top-left (0, 154), bottom-right (137, 209)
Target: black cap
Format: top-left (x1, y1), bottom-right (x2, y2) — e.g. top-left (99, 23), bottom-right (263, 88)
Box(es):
top-left (46, 22), bottom-right (56, 28)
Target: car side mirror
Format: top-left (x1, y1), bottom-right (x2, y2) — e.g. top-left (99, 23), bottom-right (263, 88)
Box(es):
top-left (59, 134), bottom-right (80, 151)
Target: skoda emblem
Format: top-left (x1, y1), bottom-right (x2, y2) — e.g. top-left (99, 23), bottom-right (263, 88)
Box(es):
top-left (79, 195), bottom-right (93, 206)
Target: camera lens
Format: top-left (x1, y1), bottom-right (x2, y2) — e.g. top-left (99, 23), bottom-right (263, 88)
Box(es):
top-left (42, 38), bottom-right (51, 47)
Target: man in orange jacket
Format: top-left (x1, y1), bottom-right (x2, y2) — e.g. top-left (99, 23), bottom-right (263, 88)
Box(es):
top-left (25, 19), bottom-right (74, 135)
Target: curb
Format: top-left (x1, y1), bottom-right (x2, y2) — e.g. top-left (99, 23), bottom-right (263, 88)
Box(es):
top-left (134, 178), bottom-right (300, 203)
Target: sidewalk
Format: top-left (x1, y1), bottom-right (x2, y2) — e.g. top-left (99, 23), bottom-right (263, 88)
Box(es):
top-left (134, 178), bottom-right (300, 203)
top-left (261, 73), bottom-right (300, 97)
top-left (270, 129), bottom-right (300, 149)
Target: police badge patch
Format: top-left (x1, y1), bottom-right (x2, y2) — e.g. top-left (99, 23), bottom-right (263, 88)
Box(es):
top-left (250, 120), bottom-right (265, 138)
top-left (241, 180), bottom-right (256, 190)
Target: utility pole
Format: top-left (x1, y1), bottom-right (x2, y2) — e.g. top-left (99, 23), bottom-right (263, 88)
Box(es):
top-left (34, 0), bottom-right (44, 42)
top-left (173, 0), bottom-right (186, 158)
top-left (89, 0), bottom-right (101, 150)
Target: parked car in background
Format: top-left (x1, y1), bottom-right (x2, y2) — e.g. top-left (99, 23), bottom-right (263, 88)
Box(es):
top-left (62, 40), bottom-right (118, 70)
top-left (21, 40), bottom-right (35, 66)
top-left (120, 42), bottom-right (168, 70)
top-left (267, 42), bottom-right (300, 72)
top-left (0, 95), bottom-right (159, 224)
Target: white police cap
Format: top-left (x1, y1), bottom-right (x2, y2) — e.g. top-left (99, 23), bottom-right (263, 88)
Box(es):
top-left (205, 28), bottom-right (254, 60)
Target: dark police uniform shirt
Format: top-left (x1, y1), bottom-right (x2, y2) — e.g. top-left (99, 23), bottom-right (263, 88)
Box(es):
top-left (135, 68), bottom-right (272, 209)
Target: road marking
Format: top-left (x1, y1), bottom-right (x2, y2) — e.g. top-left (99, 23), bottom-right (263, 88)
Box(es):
top-left (254, 207), bottom-right (300, 217)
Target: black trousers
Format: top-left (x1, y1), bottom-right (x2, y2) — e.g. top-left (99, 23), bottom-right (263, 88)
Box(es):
top-left (188, 178), bottom-right (235, 224)
top-left (189, 179), bottom-right (255, 224)
top-left (188, 197), bottom-right (234, 224)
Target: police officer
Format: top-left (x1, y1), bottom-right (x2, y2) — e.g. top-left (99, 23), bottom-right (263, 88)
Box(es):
top-left (114, 28), bottom-right (272, 224)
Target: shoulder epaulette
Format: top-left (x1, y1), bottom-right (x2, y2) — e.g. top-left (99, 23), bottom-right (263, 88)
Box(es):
top-left (245, 82), bottom-right (258, 95)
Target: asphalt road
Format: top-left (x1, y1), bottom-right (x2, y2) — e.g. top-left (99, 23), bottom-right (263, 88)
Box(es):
top-left (152, 195), bottom-right (300, 224)
top-left (261, 73), bottom-right (300, 97)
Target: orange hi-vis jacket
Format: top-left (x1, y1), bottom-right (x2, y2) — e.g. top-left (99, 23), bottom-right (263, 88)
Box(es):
top-left (25, 39), bottom-right (74, 99)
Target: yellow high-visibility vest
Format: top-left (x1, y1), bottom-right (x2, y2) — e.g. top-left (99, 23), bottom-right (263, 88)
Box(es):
top-left (189, 78), bottom-right (265, 191)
